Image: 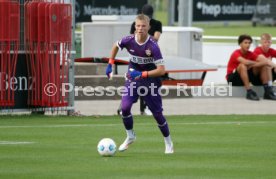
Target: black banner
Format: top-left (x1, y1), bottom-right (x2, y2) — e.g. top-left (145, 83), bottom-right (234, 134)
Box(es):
top-left (193, 0), bottom-right (271, 21)
top-left (76, 0), bottom-right (148, 23)
top-left (174, 0), bottom-right (272, 22)
top-left (0, 54), bottom-right (29, 109)
top-left (13, 54), bottom-right (29, 109)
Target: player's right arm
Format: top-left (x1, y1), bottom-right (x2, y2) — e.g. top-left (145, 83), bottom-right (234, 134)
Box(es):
top-left (110, 43), bottom-right (119, 60)
top-left (237, 56), bottom-right (256, 66)
top-left (106, 44), bottom-right (119, 79)
top-left (107, 36), bottom-right (133, 79)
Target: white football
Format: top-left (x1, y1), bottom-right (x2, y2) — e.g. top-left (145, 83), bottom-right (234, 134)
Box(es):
top-left (97, 138), bottom-right (116, 157)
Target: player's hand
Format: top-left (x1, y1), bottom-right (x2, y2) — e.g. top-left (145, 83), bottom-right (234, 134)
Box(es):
top-left (106, 59), bottom-right (115, 80)
top-left (127, 69), bottom-right (142, 80)
top-left (106, 64), bottom-right (113, 79)
top-left (127, 69), bottom-right (148, 80)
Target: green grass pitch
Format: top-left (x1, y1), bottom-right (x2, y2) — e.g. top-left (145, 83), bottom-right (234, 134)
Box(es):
top-left (0, 115), bottom-right (276, 179)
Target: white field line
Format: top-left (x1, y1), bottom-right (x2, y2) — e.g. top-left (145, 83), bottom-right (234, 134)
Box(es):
top-left (0, 121), bottom-right (276, 129)
top-left (0, 141), bottom-right (35, 145)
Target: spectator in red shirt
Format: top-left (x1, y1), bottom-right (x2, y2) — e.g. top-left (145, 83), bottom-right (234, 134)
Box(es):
top-left (226, 34), bottom-right (276, 100)
top-left (254, 33), bottom-right (276, 86)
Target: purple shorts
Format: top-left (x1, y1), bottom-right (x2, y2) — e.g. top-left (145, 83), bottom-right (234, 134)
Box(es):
top-left (121, 78), bottom-right (163, 113)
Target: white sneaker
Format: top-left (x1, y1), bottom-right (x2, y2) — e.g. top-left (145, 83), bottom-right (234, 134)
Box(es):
top-left (165, 142), bottom-right (174, 154)
top-left (118, 136), bottom-right (136, 152)
top-left (144, 107), bottom-right (152, 116)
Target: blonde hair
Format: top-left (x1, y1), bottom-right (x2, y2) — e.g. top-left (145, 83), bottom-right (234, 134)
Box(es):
top-left (135, 14), bottom-right (150, 24)
top-left (261, 33), bottom-right (272, 40)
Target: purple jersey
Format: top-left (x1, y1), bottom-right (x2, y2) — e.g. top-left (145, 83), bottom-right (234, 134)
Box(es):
top-left (117, 35), bottom-right (164, 72)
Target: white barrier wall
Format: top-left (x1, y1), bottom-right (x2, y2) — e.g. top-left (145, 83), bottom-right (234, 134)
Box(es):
top-left (82, 22), bottom-right (132, 58)
top-left (82, 23), bottom-right (203, 61)
top-left (158, 27), bottom-right (203, 61)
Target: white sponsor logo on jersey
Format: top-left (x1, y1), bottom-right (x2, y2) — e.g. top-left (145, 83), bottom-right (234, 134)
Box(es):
top-left (130, 55), bottom-right (154, 64)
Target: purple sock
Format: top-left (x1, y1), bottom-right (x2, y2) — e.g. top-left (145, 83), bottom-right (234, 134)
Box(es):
top-left (153, 112), bottom-right (170, 137)
top-left (122, 114), bottom-right (133, 130)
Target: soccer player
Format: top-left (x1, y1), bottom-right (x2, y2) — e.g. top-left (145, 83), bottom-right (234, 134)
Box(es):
top-left (226, 34), bottom-right (276, 100)
top-left (130, 4), bottom-right (163, 115)
top-left (105, 14), bottom-right (174, 154)
top-left (253, 33), bottom-right (276, 90)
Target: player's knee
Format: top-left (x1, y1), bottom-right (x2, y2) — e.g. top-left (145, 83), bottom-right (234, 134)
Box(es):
top-left (238, 63), bottom-right (247, 71)
top-left (121, 105), bottom-right (131, 116)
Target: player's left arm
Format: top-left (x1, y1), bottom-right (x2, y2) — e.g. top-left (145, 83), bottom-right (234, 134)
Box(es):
top-left (146, 65), bottom-right (165, 77)
top-left (135, 58), bottom-right (165, 79)
top-left (127, 65), bottom-right (165, 80)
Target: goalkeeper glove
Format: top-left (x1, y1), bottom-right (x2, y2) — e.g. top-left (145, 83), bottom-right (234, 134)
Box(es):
top-left (106, 59), bottom-right (114, 79)
top-left (127, 68), bottom-right (148, 80)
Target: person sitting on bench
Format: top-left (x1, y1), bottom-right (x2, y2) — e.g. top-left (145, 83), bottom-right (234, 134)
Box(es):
top-left (226, 34), bottom-right (276, 100)
top-left (253, 33), bottom-right (276, 92)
